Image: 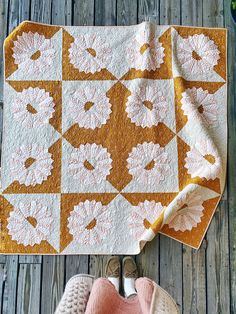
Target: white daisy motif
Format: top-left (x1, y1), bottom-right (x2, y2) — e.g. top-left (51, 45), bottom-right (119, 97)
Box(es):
top-left (127, 142), bottom-right (170, 185)
top-left (12, 32), bottom-right (56, 74)
top-left (10, 144), bottom-right (53, 186)
top-left (126, 36), bottom-right (165, 71)
top-left (129, 200), bottom-right (164, 239)
top-left (69, 34), bottom-right (112, 74)
top-left (184, 139), bottom-right (221, 180)
top-left (181, 87), bottom-right (217, 127)
top-left (168, 191), bottom-right (204, 232)
top-left (176, 34), bottom-right (220, 74)
top-left (68, 87), bottom-right (112, 129)
top-left (12, 87), bottom-right (55, 128)
top-left (7, 200), bottom-right (53, 246)
top-left (68, 200), bottom-right (112, 245)
top-left (126, 85), bottom-right (167, 128)
top-left (68, 143), bottom-right (112, 185)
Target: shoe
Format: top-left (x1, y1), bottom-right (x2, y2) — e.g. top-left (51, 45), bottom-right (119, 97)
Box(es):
top-left (104, 256), bottom-right (120, 292)
top-left (122, 257), bottom-right (138, 298)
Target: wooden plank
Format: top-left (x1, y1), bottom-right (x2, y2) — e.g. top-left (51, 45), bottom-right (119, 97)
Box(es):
top-left (8, 0), bottom-right (20, 33)
top-left (138, 0), bottom-right (160, 23)
top-left (136, 237), bottom-right (159, 283)
top-left (0, 0), bottom-right (9, 102)
top-left (181, 3), bottom-right (206, 313)
top-left (30, 0), bottom-right (52, 23)
top-left (51, 0), bottom-right (72, 25)
top-left (41, 256), bottom-right (65, 314)
top-left (65, 255), bottom-right (89, 283)
top-left (202, 1), bottom-right (230, 313)
top-left (158, 1), bottom-right (182, 312)
top-left (89, 255), bottom-right (112, 278)
top-left (0, 263), bottom-right (6, 313)
top-left (117, 0), bottom-right (138, 25)
top-left (7, 0), bottom-right (30, 34)
top-left (16, 264), bottom-right (41, 314)
top-left (182, 242), bottom-right (207, 314)
top-left (19, 0), bottom-right (31, 22)
top-left (95, 0), bottom-right (116, 25)
top-left (2, 256), bottom-right (19, 314)
top-left (0, 255), bottom-right (6, 264)
top-left (159, 236), bottom-right (182, 311)
top-left (19, 255), bottom-right (42, 264)
top-left (203, 0), bottom-right (224, 27)
top-left (74, 0), bottom-right (94, 26)
top-left (0, 102), bottom-right (3, 160)
top-left (206, 201), bottom-right (230, 314)
top-left (181, 0), bottom-right (203, 26)
top-left (224, 1), bottom-right (236, 312)
top-left (159, 0), bottom-right (181, 25)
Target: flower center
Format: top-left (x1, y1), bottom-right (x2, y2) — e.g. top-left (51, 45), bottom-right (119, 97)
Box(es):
top-left (143, 218), bottom-right (151, 229)
top-left (198, 104), bottom-right (204, 114)
top-left (180, 203), bottom-right (188, 210)
top-left (26, 103), bottom-right (38, 114)
top-left (140, 43), bottom-right (150, 55)
top-left (204, 154), bottom-right (216, 164)
top-left (192, 51), bottom-right (202, 60)
top-left (24, 157), bottom-right (36, 168)
top-left (84, 101), bottom-right (94, 111)
top-left (143, 100), bottom-right (153, 110)
top-left (145, 159), bottom-right (155, 170)
top-left (26, 216), bottom-right (37, 228)
top-left (86, 48), bottom-right (97, 57)
top-left (30, 50), bottom-right (41, 60)
top-left (84, 160), bottom-right (94, 170)
top-left (86, 218), bottom-right (97, 230)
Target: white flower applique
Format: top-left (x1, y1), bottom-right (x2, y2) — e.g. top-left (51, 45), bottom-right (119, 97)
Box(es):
top-left (7, 200), bottom-right (53, 246)
top-left (12, 31), bottom-right (56, 74)
top-left (184, 139), bottom-right (221, 180)
top-left (68, 86), bottom-right (112, 129)
top-left (10, 144), bottom-right (53, 186)
top-left (13, 87), bottom-right (55, 128)
top-left (129, 200), bottom-right (164, 239)
top-left (126, 85), bottom-right (167, 128)
top-left (68, 200), bottom-right (112, 245)
top-left (176, 33), bottom-right (220, 74)
top-left (127, 142), bottom-right (170, 185)
top-left (181, 87), bottom-right (218, 128)
top-left (168, 191), bottom-right (204, 232)
top-left (69, 34), bottom-right (112, 73)
top-left (68, 143), bottom-right (112, 185)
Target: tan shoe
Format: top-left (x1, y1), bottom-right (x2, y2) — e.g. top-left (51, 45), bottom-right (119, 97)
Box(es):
top-left (122, 256), bottom-right (138, 279)
top-left (104, 256), bottom-right (120, 292)
top-left (122, 257), bottom-right (138, 298)
top-left (104, 256), bottom-right (120, 278)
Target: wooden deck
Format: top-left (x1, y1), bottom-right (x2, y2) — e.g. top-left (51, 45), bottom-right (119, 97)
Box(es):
top-left (0, 0), bottom-right (235, 313)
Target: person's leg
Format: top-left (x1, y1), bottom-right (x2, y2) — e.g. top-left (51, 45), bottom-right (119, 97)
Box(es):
top-left (104, 256), bottom-right (120, 292)
top-left (122, 257), bottom-right (138, 298)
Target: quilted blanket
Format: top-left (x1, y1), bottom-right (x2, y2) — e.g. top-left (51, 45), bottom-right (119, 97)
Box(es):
top-left (0, 21), bottom-right (227, 254)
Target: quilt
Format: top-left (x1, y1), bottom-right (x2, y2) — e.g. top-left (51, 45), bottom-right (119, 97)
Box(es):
top-left (0, 21), bottom-right (227, 254)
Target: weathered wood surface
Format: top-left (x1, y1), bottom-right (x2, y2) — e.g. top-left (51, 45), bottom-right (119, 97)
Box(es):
top-left (0, 0), bottom-right (235, 313)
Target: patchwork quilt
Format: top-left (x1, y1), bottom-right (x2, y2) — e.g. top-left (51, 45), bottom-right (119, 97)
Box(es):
top-left (0, 21), bottom-right (227, 254)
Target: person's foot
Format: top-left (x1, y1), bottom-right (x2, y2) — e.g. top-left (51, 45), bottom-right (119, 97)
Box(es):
top-left (104, 256), bottom-right (120, 292)
top-left (122, 257), bottom-right (138, 298)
